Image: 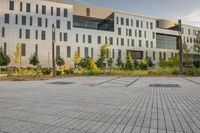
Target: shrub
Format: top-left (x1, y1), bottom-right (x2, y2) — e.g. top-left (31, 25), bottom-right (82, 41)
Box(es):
top-left (29, 53), bottom-right (39, 66)
top-left (56, 70), bottom-right (62, 76)
top-left (56, 56), bottom-right (65, 67)
top-left (0, 47), bottom-right (10, 67)
top-left (88, 57), bottom-right (98, 71)
top-left (146, 57), bottom-right (154, 67)
top-left (139, 59), bottom-right (148, 70)
top-left (41, 68), bottom-right (51, 75)
top-left (125, 52), bottom-right (133, 70)
top-left (64, 69), bottom-right (74, 75)
top-left (133, 59), bottom-right (139, 70)
top-left (116, 56), bottom-right (123, 68)
top-left (107, 57), bottom-right (113, 68)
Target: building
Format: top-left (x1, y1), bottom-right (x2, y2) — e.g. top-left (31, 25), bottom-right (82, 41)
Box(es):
top-left (0, 0), bottom-right (200, 67)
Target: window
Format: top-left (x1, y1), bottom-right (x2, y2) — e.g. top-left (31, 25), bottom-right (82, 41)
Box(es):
top-left (135, 30), bottom-right (137, 37)
top-left (131, 39), bottom-right (134, 47)
top-left (64, 33), bottom-right (68, 42)
top-left (67, 46), bottom-right (71, 58)
top-left (19, 29), bottom-right (22, 38)
top-left (56, 20), bottom-right (60, 29)
top-left (56, 8), bottom-right (60, 16)
top-left (121, 38), bottom-right (124, 46)
top-left (88, 35), bottom-right (92, 43)
top-left (15, 15), bottom-right (18, 24)
top-left (146, 22), bottom-right (149, 29)
top-left (153, 52), bottom-right (156, 60)
top-left (121, 18), bottom-right (124, 25)
top-left (131, 19), bottom-right (133, 26)
top-left (76, 34), bottom-right (78, 42)
top-left (2, 27), bottom-right (5, 37)
top-left (21, 44), bottom-right (26, 56)
top-left (116, 17), bottom-right (119, 25)
top-left (41, 31), bottom-right (46, 40)
top-left (22, 16), bottom-right (26, 25)
top-left (146, 51), bottom-right (148, 58)
top-left (129, 29), bottom-right (132, 36)
top-left (45, 18), bottom-right (48, 27)
top-left (118, 28), bottom-right (121, 35)
top-left (136, 20), bottom-right (139, 27)
top-left (127, 39), bottom-right (130, 46)
top-left (112, 49), bottom-right (115, 59)
top-left (4, 14), bottom-right (9, 24)
top-left (188, 29), bottom-right (191, 35)
top-left (84, 47), bottom-right (88, 57)
top-left (26, 3), bottom-right (31, 12)
top-left (77, 47), bottom-right (80, 53)
top-left (9, 1), bottom-right (14, 10)
top-left (60, 32), bottom-right (62, 41)
top-left (3, 43), bottom-right (7, 54)
top-left (20, 2), bottom-right (23, 11)
top-left (35, 44), bottom-right (38, 56)
top-left (86, 8), bottom-right (90, 16)
top-left (36, 5), bottom-right (39, 14)
top-left (64, 9), bottom-right (68, 17)
top-left (159, 52), bottom-right (162, 60)
top-left (151, 41), bottom-right (153, 48)
top-left (141, 21), bottom-right (143, 28)
top-left (117, 38), bottom-right (119, 46)
top-left (152, 32), bottom-right (155, 39)
top-left (118, 50), bottom-right (122, 59)
top-left (144, 31), bottom-right (146, 38)
top-left (163, 52), bottom-right (166, 60)
top-left (150, 22), bottom-right (153, 29)
top-left (30, 16), bottom-right (32, 26)
top-left (97, 36), bottom-right (101, 44)
top-left (139, 40), bottom-right (142, 47)
top-left (139, 30), bottom-right (142, 37)
top-left (83, 35), bottom-right (85, 43)
top-left (67, 21), bottom-right (71, 30)
top-left (126, 18), bottom-right (129, 26)
top-left (38, 17), bottom-right (42, 27)
top-left (42, 5), bottom-right (46, 14)
top-left (51, 7), bottom-right (53, 15)
top-left (91, 48), bottom-right (94, 57)
top-left (25, 29), bottom-right (30, 39)
top-left (110, 37), bottom-right (113, 45)
top-left (35, 30), bottom-right (38, 40)
top-left (146, 41), bottom-right (149, 48)
top-left (56, 46), bottom-right (60, 58)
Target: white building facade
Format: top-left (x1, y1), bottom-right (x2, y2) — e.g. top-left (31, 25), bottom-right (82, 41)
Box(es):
top-left (0, 0), bottom-right (200, 67)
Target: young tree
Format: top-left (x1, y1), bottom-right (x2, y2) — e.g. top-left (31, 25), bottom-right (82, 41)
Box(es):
top-left (116, 56), bottom-right (123, 68)
top-left (97, 43), bottom-right (109, 68)
top-left (107, 57), bottom-right (113, 70)
top-left (14, 43), bottom-right (21, 67)
top-left (56, 56), bottom-right (65, 67)
top-left (125, 52), bottom-right (133, 70)
top-left (88, 57), bottom-right (98, 70)
top-left (133, 59), bottom-right (139, 70)
top-left (74, 51), bottom-right (81, 68)
top-left (146, 56), bottom-right (154, 67)
top-left (183, 42), bottom-right (192, 67)
top-left (29, 53), bottom-right (39, 67)
top-left (139, 59), bottom-right (148, 70)
top-left (0, 47), bottom-right (10, 67)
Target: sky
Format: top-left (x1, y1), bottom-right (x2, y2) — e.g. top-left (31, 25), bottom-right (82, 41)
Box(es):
top-left (75, 0), bottom-right (200, 27)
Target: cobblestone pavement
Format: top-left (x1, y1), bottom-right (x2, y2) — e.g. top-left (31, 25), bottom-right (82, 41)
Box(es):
top-left (0, 77), bottom-right (200, 133)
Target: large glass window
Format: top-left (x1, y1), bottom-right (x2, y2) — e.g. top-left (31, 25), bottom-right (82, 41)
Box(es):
top-left (42, 5), bottom-right (46, 14)
top-left (97, 36), bottom-right (101, 44)
top-left (64, 9), bottom-right (68, 17)
top-left (25, 29), bottom-right (30, 39)
top-left (26, 3), bottom-right (31, 12)
top-left (38, 17), bottom-right (42, 27)
top-left (88, 35), bottom-right (92, 43)
top-left (22, 16), bottom-right (26, 25)
top-left (56, 8), bottom-right (60, 16)
top-left (41, 31), bottom-right (46, 40)
top-left (84, 47), bottom-right (88, 57)
top-left (67, 46), bottom-right (71, 58)
top-left (156, 34), bottom-right (178, 50)
top-left (21, 44), bottom-right (26, 56)
top-left (67, 21), bottom-right (71, 30)
top-left (56, 20), bottom-right (60, 29)
top-left (64, 33), bottom-right (68, 42)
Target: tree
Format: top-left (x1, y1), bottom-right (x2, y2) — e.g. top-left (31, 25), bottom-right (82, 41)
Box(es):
top-left (56, 56), bottom-right (65, 67)
top-left (29, 53), bottom-right (39, 67)
top-left (97, 43), bottom-right (109, 68)
top-left (183, 42), bottom-right (193, 67)
top-left (146, 56), bottom-right (154, 67)
top-left (0, 47), bottom-right (10, 67)
top-left (116, 56), bottom-right (123, 68)
top-left (88, 57), bottom-right (98, 70)
top-left (133, 59), bottom-right (139, 70)
top-left (14, 43), bottom-right (21, 67)
top-left (125, 52), bottom-right (133, 70)
top-left (107, 57), bottom-right (113, 70)
top-left (139, 59), bottom-right (148, 70)
top-left (74, 51), bottom-right (81, 68)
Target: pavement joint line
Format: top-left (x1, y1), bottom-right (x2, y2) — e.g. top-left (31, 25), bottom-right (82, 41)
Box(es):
top-left (182, 77), bottom-right (200, 86)
top-left (97, 77), bottom-right (121, 85)
top-left (126, 77), bottom-right (141, 87)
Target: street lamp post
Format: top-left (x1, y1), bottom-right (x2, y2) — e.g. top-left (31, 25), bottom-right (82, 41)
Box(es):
top-left (178, 20), bottom-right (183, 75)
top-left (52, 24), bottom-right (56, 78)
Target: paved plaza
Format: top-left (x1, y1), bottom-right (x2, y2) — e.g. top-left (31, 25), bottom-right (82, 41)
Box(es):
top-left (0, 77), bottom-right (200, 133)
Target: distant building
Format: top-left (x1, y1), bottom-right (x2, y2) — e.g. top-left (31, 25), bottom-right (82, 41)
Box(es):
top-left (0, 0), bottom-right (200, 67)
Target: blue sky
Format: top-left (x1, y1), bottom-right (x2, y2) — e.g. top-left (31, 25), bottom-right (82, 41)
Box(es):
top-left (75, 0), bottom-right (200, 27)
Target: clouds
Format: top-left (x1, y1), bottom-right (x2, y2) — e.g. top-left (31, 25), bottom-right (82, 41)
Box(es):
top-left (182, 10), bottom-right (200, 27)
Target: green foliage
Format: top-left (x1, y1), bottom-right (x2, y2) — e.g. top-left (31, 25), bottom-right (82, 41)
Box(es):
top-left (74, 51), bottom-right (81, 67)
top-left (56, 56), bottom-right (65, 67)
top-left (29, 53), bottom-right (39, 66)
top-left (97, 43), bottom-right (109, 69)
top-left (125, 52), bottom-right (133, 70)
top-left (133, 59), bottom-right (139, 69)
top-left (107, 57), bottom-right (113, 68)
top-left (139, 59), bottom-right (148, 70)
top-left (159, 55), bottom-right (179, 68)
top-left (0, 47), bottom-right (10, 67)
top-left (146, 57), bottom-right (154, 67)
top-left (79, 57), bottom-right (98, 70)
top-left (64, 69), bottom-right (74, 75)
top-left (116, 56), bottom-right (123, 68)
top-left (41, 68), bottom-right (51, 75)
